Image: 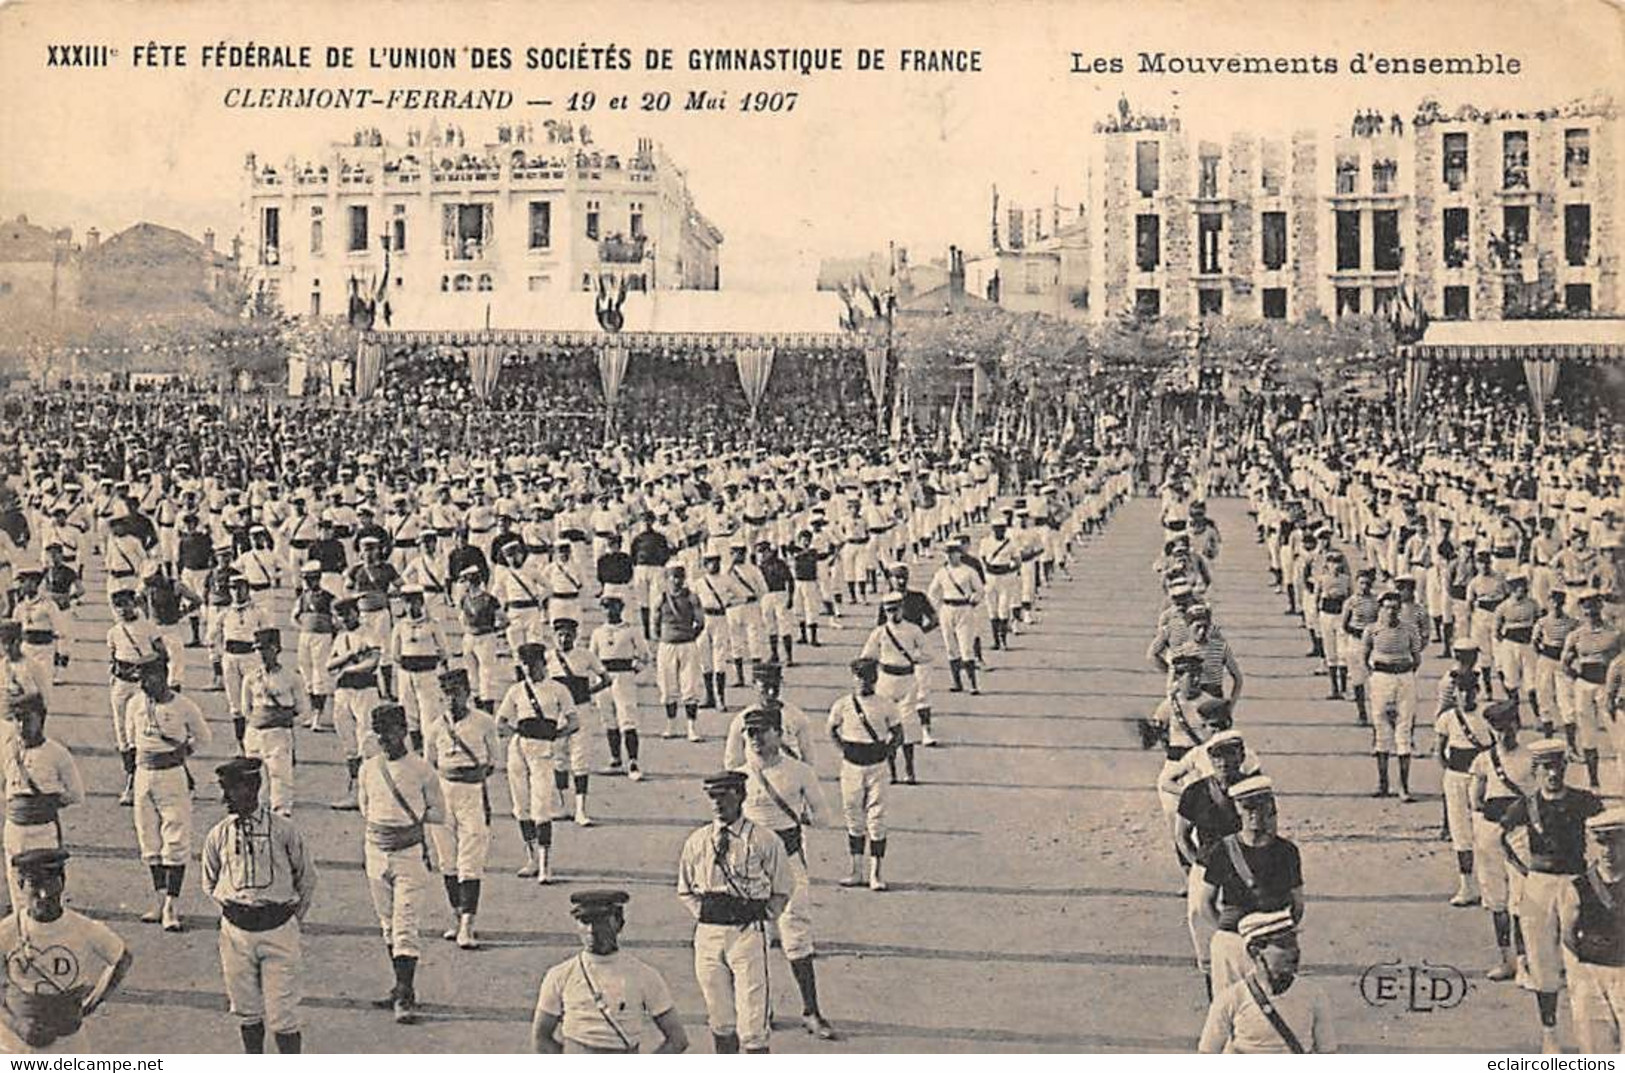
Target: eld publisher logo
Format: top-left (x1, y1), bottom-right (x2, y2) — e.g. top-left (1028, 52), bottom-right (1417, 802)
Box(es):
top-left (1360, 959), bottom-right (1471, 1012)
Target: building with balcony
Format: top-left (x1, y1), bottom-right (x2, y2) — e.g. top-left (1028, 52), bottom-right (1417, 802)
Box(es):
top-left (994, 95), bottom-right (1616, 326)
top-left (241, 123), bottom-right (722, 324)
top-left (1411, 98), bottom-right (1616, 321)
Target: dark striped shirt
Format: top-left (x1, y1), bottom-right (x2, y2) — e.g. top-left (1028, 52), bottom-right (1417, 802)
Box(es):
top-left (1365, 623), bottom-right (1422, 669)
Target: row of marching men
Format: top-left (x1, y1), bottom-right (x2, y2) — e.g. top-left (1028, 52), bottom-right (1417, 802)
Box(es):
top-left (1241, 472), bottom-right (1625, 1053)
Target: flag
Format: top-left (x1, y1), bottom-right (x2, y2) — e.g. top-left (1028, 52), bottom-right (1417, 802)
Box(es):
top-left (1062, 411), bottom-right (1077, 447)
top-left (949, 388), bottom-right (965, 449)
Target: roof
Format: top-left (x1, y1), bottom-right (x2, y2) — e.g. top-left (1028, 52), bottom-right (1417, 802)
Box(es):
top-left (1412, 318), bottom-right (1625, 360)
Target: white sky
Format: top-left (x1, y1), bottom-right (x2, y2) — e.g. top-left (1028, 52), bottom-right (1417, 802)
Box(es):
top-left (1, 0), bottom-right (1619, 291)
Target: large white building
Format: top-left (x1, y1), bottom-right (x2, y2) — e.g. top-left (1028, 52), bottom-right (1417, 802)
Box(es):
top-left (242, 122), bottom-right (722, 325)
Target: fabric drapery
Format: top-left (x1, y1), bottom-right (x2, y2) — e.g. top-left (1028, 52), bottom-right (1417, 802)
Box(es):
top-left (863, 345), bottom-right (888, 412)
top-left (354, 339), bottom-right (384, 399)
top-left (468, 342), bottom-right (503, 401)
top-left (1522, 356), bottom-right (1560, 420)
top-left (734, 345), bottom-right (775, 418)
top-left (1403, 350), bottom-right (1431, 431)
top-left (597, 345), bottom-right (629, 409)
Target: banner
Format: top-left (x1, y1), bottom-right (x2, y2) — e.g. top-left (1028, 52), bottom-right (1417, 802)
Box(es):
top-left (949, 387), bottom-right (965, 449)
top-left (734, 345), bottom-right (776, 418)
top-left (597, 345), bottom-right (630, 409)
top-left (1403, 350), bottom-right (1431, 432)
top-left (863, 344), bottom-right (888, 412)
top-left (468, 342), bottom-right (503, 402)
top-left (354, 338), bottom-right (384, 399)
top-left (1522, 357), bottom-right (1560, 421)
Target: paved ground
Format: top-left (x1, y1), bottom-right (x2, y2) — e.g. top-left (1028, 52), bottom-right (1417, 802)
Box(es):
top-left (39, 496), bottom-right (1619, 1052)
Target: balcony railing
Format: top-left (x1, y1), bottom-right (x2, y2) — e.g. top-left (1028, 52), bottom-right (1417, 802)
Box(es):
top-left (444, 240), bottom-right (490, 262)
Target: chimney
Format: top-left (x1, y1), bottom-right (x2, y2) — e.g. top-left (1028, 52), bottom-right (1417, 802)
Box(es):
top-left (203, 229), bottom-right (216, 252)
top-left (84, 227), bottom-right (100, 252)
top-left (948, 245), bottom-right (965, 297)
top-left (231, 236), bottom-right (243, 262)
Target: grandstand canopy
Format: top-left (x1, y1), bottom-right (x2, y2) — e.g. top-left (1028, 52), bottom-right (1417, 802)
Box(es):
top-left (374, 288), bottom-right (862, 349)
top-left (1409, 318), bottom-right (1625, 362)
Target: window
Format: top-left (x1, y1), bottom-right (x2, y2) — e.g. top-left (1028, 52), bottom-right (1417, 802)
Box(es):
top-left (1335, 286), bottom-right (1361, 316)
top-left (528, 201), bottom-right (552, 249)
top-left (1565, 129), bottom-right (1590, 186)
top-left (586, 199), bottom-right (601, 241)
top-left (1444, 208), bottom-right (1470, 268)
top-left (1565, 204), bottom-right (1591, 266)
top-left (443, 203), bottom-right (492, 260)
top-left (309, 219), bottom-right (323, 256)
top-left (1007, 208), bottom-right (1026, 250)
top-left (527, 275), bottom-right (552, 292)
top-left (1023, 261), bottom-right (1047, 294)
top-left (1372, 158), bottom-right (1398, 195)
top-left (1443, 285), bottom-right (1469, 320)
top-left (1198, 214), bottom-right (1223, 275)
top-left (1260, 143), bottom-right (1284, 196)
top-left (1262, 288), bottom-right (1287, 319)
top-left (1135, 214), bottom-right (1160, 271)
top-left (1198, 288), bottom-right (1223, 316)
top-left (1335, 210), bottom-right (1361, 271)
top-left (1565, 283), bottom-right (1592, 313)
top-left (1373, 210), bottom-right (1402, 271)
top-left (476, 274), bottom-right (493, 292)
top-left (1135, 288), bottom-right (1160, 318)
top-left (1135, 142), bottom-right (1160, 197)
top-left (452, 273), bottom-right (473, 292)
top-left (627, 273), bottom-right (647, 292)
top-left (1261, 212), bottom-right (1287, 271)
top-left (582, 273), bottom-right (593, 291)
top-left (309, 280), bottom-right (320, 317)
top-left (348, 205), bottom-right (369, 252)
top-left (1503, 205), bottom-right (1530, 248)
top-left (1336, 153), bottom-right (1360, 195)
top-left (1502, 131), bottom-right (1529, 190)
top-left (1443, 132), bottom-right (1469, 191)
top-left (1374, 287), bottom-right (1397, 319)
top-left (630, 202), bottom-right (645, 240)
top-left (390, 205), bottom-right (407, 253)
top-left (260, 207), bottom-right (280, 264)
top-left (1198, 149), bottom-right (1221, 199)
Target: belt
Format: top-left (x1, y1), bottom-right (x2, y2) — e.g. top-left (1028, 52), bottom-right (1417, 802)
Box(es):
top-left (1538, 643), bottom-right (1564, 660)
top-left (394, 539), bottom-right (418, 548)
top-left (506, 600), bottom-right (540, 610)
top-left (880, 663), bottom-right (914, 676)
top-left (249, 708), bottom-right (296, 730)
top-left (469, 628), bottom-right (497, 637)
top-left (1372, 661), bottom-right (1414, 674)
top-left (1501, 627), bottom-right (1533, 644)
top-left (5, 796), bottom-right (60, 825)
top-left (22, 630), bottom-right (54, 645)
top-left (400, 655), bottom-right (440, 672)
top-left (221, 902), bottom-right (298, 932)
top-left (594, 530), bottom-right (616, 538)
top-left (744, 515), bottom-right (767, 526)
top-left (987, 564), bottom-right (1015, 575)
top-left (249, 582), bottom-right (272, 592)
top-left (697, 893), bottom-right (769, 925)
top-left (290, 539), bottom-right (312, 549)
top-left (703, 608), bottom-right (726, 617)
top-left (336, 671), bottom-right (378, 689)
top-left (225, 640), bottom-right (256, 654)
top-left (840, 740), bottom-right (890, 766)
top-left (366, 821), bottom-right (425, 853)
top-left (1445, 745), bottom-right (1481, 773)
top-left (516, 717), bottom-right (559, 741)
top-left (846, 538), bottom-right (870, 545)
top-left (1476, 599), bottom-right (1502, 611)
top-left (603, 658), bottom-right (635, 672)
top-left (111, 569), bottom-right (136, 578)
top-left (113, 659), bottom-right (153, 682)
top-left (1344, 625), bottom-right (1367, 637)
top-left (553, 591), bottom-right (580, 600)
top-left (1579, 664), bottom-right (1608, 685)
top-left (441, 766), bottom-right (485, 784)
top-left (138, 748), bottom-right (189, 770)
